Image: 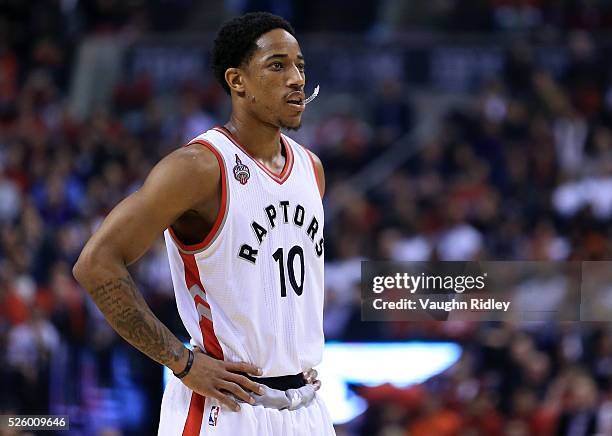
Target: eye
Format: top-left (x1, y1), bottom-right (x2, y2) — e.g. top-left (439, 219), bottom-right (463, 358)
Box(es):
top-left (297, 63), bottom-right (306, 72)
top-left (270, 62), bottom-right (283, 71)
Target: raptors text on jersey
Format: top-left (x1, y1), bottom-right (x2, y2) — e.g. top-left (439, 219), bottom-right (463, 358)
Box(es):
top-left (237, 201), bottom-right (324, 264)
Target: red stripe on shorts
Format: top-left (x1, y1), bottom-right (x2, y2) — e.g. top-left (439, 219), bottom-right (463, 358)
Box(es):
top-left (182, 392), bottom-right (204, 436)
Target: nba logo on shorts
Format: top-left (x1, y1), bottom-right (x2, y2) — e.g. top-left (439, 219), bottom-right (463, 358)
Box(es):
top-left (208, 405), bottom-right (220, 426)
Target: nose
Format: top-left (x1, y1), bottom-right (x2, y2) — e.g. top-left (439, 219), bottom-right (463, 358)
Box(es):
top-left (287, 63), bottom-right (305, 89)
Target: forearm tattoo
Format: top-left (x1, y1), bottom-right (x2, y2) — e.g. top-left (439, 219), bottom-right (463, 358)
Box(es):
top-left (89, 275), bottom-right (185, 366)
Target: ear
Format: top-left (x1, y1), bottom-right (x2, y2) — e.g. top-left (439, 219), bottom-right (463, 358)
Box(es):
top-left (225, 68), bottom-right (245, 94)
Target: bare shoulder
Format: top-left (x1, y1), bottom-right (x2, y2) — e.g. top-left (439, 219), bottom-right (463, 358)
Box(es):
top-left (144, 142), bottom-right (221, 202)
top-left (160, 142), bottom-right (221, 179)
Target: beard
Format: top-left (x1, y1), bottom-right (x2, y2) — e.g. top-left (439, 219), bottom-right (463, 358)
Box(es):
top-left (279, 118), bottom-right (302, 131)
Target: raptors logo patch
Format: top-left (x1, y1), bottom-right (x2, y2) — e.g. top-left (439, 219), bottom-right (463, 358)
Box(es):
top-left (233, 155), bottom-right (250, 185)
top-left (208, 405), bottom-right (220, 426)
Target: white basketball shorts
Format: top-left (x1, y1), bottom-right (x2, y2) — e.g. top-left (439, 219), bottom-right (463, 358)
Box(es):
top-left (158, 375), bottom-right (336, 435)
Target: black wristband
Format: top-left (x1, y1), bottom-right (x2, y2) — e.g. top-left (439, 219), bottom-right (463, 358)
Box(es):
top-left (173, 348), bottom-right (194, 379)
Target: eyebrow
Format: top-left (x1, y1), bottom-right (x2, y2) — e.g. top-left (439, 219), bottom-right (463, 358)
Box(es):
top-left (264, 53), bottom-right (305, 61)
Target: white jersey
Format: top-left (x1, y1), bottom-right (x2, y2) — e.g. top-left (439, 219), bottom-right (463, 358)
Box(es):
top-left (163, 126), bottom-right (325, 377)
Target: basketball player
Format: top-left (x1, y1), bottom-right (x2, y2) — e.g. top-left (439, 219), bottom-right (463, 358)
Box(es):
top-left (73, 11), bottom-right (335, 436)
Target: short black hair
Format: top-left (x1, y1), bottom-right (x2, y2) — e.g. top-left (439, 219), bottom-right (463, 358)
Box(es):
top-left (212, 12), bottom-right (296, 95)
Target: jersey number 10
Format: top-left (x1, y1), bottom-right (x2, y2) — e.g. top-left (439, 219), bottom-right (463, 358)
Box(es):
top-left (272, 246), bottom-right (304, 297)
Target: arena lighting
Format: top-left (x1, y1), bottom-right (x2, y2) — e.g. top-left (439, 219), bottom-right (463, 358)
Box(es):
top-left (317, 342), bottom-right (462, 424)
top-left (163, 342), bottom-right (462, 425)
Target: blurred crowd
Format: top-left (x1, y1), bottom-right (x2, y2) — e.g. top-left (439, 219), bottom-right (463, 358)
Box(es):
top-left (322, 30), bottom-right (612, 436)
top-left (1, 1), bottom-right (612, 435)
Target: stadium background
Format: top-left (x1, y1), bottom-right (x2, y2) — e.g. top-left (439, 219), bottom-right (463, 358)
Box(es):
top-left (1, 1), bottom-right (611, 435)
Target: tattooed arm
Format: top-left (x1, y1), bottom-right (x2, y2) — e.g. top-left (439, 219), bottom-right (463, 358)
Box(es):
top-left (86, 275), bottom-right (186, 369)
top-left (73, 145), bottom-right (217, 371)
top-left (73, 144), bottom-right (264, 411)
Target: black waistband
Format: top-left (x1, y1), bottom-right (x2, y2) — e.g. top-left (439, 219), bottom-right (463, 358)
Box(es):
top-left (243, 372), bottom-right (306, 391)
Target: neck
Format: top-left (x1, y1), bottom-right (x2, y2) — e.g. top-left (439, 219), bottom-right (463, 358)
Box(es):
top-left (225, 112), bottom-right (282, 160)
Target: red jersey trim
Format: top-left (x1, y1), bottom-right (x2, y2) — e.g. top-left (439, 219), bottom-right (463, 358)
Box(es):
top-left (168, 140), bottom-right (228, 253)
top-left (179, 250), bottom-right (225, 360)
top-left (305, 148), bottom-right (324, 199)
top-left (213, 126), bottom-right (294, 185)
